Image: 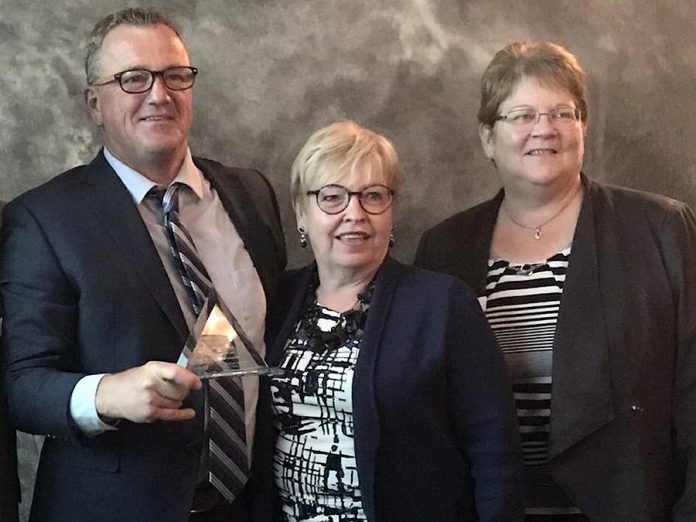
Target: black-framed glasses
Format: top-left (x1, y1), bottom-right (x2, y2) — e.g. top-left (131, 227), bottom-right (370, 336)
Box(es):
top-left (306, 184), bottom-right (394, 215)
top-left (495, 105), bottom-right (581, 130)
top-left (90, 66), bottom-right (198, 94)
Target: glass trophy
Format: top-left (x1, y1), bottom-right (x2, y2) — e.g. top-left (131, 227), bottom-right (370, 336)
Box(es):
top-left (182, 288), bottom-right (282, 379)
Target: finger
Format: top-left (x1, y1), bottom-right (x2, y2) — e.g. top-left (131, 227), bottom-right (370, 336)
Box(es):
top-left (150, 395), bottom-right (183, 410)
top-left (153, 363), bottom-right (202, 391)
top-left (151, 407), bottom-right (196, 422)
top-left (154, 380), bottom-right (193, 402)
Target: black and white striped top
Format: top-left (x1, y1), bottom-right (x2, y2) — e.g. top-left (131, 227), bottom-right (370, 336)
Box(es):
top-left (485, 248), bottom-right (587, 521)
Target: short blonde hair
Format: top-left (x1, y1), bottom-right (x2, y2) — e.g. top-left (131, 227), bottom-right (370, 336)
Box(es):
top-left (478, 41), bottom-right (588, 127)
top-left (290, 121), bottom-right (401, 210)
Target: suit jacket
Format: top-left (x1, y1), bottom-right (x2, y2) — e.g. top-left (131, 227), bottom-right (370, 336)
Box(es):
top-left (255, 259), bottom-right (523, 522)
top-left (415, 176), bottom-right (696, 521)
top-left (0, 151), bottom-right (286, 522)
top-left (0, 200), bottom-right (20, 522)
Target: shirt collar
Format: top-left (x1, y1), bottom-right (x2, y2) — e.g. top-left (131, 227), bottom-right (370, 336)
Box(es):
top-left (103, 147), bottom-right (207, 204)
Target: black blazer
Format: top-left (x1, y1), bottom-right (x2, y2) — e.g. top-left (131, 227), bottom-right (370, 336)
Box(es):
top-left (415, 176), bottom-right (696, 521)
top-left (255, 259), bottom-right (523, 521)
top-left (0, 151), bottom-right (286, 522)
top-left (0, 200), bottom-right (20, 522)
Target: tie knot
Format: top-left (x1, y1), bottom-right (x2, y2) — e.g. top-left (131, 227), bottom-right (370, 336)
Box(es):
top-left (147, 183), bottom-right (182, 215)
top-left (163, 183), bottom-right (183, 214)
top-left (147, 185), bottom-right (167, 205)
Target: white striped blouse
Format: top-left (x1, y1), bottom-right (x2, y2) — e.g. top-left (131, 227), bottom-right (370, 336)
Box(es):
top-left (485, 248), bottom-right (587, 521)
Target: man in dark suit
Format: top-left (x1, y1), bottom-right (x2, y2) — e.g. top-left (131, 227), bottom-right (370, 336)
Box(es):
top-left (0, 389), bottom-right (18, 522)
top-left (0, 8), bottom-right (285, 522)
top-left (0, 201), bottom-right (20, 522)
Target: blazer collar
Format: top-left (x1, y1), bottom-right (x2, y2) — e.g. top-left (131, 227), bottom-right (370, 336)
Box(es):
top-left (80, 151), bottom-right (283, 349)
top-left (548, 176), bottom-right (614, 458)
top-left (352, 257), bottom-right (404, 521)
top-left (197, 160), bottom-right (276, 297)
top-left (467, 190), bottom-right (503, 295)
top-left (80, 150), bottom-right (189, 341)
top-left (266, 266), bottom-right (315, 367)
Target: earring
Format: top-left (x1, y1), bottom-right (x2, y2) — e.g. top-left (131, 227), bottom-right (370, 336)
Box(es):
top-left (389, 230), bottom-right (395, 248)
top-left (298, 227), bottom-right (308, 249)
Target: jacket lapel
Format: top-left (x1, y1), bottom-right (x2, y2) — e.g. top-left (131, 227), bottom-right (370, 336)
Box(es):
top-left (80, 151), bottom-right (188, 340)
top-left (352, 258), bottom-right (402, 521)
top-left (266, 267), bottom-right (314, 366)
top-left (199, 161), bottom-right (277, 299)
top-left (548, 178), bottom-right (614, 459)
top-left (462, 181), bottom-right (614, 459)
top-left (466, 191), bottom-right (503, 295)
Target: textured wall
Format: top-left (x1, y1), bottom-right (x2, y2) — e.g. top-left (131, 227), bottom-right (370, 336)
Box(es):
top-left (4, 0), bottom-right (696, 266)
top-left (3, 0), bottom-right (696, 518)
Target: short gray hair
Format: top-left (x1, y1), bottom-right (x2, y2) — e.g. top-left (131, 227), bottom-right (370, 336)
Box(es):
top-left (85, 7), bottom-right (185, 84)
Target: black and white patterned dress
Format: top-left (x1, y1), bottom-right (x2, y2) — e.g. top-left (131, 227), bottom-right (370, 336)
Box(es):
top-left (485, 248), bottom-right (587, 521)
top-left (271, 282), bottom-right (372, 522)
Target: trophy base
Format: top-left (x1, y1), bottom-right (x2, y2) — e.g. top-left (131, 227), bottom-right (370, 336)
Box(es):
top-left (180, 288), bottom-right (281, 380)
top-left (189, 365), bottom-right (285, 379)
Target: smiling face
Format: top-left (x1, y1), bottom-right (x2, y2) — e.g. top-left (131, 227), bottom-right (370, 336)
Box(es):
top-left (84, 24), bottom-right (193, 178)
top-left (479, 76), bottom-right (585, 192)
top-left (297, 168), bottom-right (393, 285)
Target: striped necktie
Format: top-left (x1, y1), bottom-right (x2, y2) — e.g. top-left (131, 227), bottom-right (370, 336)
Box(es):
top-left (152, 183), bottom-right (249, 503)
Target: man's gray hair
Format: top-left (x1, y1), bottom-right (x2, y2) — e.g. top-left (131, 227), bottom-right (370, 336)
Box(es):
top-left (85, 7), bottom-right (185, 84)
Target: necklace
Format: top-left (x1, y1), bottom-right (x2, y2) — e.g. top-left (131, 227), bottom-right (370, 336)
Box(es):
top-left (501, 185), bottom-right (581, 240)
top-left (508, 262), bottom-right (545, 276)
top-left (298, 271), bottom-right (375, 354)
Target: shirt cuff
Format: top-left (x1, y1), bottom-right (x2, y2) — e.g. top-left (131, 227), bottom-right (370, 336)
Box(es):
top-left (69, 374), bottom-right (119, 436)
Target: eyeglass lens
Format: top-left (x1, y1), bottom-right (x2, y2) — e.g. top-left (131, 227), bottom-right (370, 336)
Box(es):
top-left (315, 185), bottom-right (393, 215)
top-left (119, 67), bottom-right (196, 93)
top-left (500, 106), bottom-right (580, 128)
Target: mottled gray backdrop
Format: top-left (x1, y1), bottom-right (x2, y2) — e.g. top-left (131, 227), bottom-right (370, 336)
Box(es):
top-left (3, 0), bottom-right (696, 519)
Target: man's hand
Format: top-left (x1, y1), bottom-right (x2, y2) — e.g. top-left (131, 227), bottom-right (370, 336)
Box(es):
top-left (95, 361), bottom-right (202, 423)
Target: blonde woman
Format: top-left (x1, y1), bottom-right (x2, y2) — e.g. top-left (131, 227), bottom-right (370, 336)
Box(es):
top-left (254, 121), bottom-right (522, 522)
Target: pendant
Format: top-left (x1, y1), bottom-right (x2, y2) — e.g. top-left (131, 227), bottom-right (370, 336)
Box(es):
top-left (534, 227), bottom-right (542, 240)
top-left (510, 263), bottom-right (544, 276)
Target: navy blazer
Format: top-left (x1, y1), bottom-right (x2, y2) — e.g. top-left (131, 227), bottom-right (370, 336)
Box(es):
top-left (0, 347), bottom-right (19, 522)
top-left (256, 259), bottom-right (523, 521)
top-left (0, 201), bottom-right (20, 522)
top-left (0, 151), bottom-right (286, 522)
top-left (415, 176), bottom-right (696, 521)
top-left (0, 365), bottom-right (18, 522)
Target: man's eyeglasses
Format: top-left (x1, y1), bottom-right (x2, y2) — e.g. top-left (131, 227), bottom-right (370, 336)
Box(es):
top-left (90, 66), bottom-right (198, 94)
top-left (306, 184), bottom-right (394, 215)
top-left (495, 106), bottom-right (581, 130)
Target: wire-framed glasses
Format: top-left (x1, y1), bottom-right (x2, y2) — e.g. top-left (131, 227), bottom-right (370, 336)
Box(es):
top-left (495, 106), bottom-right (581, 130)
top-left (90, 66), bottom-right (198, 94)
top-left (306, 184), bottom-right (394, 215)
